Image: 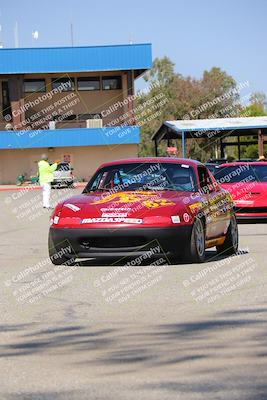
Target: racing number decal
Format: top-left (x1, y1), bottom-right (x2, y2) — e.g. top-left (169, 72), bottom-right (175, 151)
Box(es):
top-left (142, 198), bottom-right (175, 208)
top-left (92, 191), bottom-right (175, 209)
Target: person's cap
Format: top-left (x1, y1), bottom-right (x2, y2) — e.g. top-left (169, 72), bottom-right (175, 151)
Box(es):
top-left (41, 153), bottom-right (48, 160)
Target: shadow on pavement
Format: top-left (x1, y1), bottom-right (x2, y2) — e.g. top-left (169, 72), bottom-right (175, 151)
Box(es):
top-left (71, 248), bottom-right (249, 267)
top-left (2, 306), bottom-right (267, 399)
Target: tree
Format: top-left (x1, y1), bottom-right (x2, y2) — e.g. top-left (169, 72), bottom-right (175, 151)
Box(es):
top-left (249, 92), bottom-right (266, 110)
top-left (137, 57), bottom-right (177, 156)
top-left (143, 56), bottom-right (175, 86)
top-left (236, 92), bottom-right (267, 159)
top-left (138, 59), bottom-right (241, 160)
top-left (186, 67), bottom-right (240, 160)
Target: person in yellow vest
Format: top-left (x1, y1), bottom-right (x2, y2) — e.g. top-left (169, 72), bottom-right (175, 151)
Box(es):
top-left (38, 154), bottom-right (59, 209)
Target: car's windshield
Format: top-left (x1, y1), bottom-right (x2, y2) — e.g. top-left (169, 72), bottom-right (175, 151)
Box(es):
top-left (84, 162), bottom-right (198, 193)
top-left (215, 164), bottom-right (267, 183)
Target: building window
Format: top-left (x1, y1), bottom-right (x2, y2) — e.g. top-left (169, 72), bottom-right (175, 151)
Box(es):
top-left (24, 79), bottom-right (46, 93)
top-left (77, 77), bottom-right (100, 91)
top-left (52, 114), bottom-right (76, 121)
top-left (51, 78), bottom-right (75, 91)
top-left (78, 113), bottom-right (102, 120)
top-left (102, 76), bottom-right (122, 90)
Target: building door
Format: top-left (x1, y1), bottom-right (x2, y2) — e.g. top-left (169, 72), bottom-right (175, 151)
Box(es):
top-left (2, 81), bottom-right (11, 119)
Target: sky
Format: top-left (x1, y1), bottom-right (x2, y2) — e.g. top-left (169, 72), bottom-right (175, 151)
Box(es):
top-left (0, 0), bottom-right (266, 97)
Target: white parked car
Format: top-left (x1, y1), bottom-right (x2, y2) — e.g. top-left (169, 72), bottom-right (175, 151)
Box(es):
top-left (52, 162), bottom-right (74, 188)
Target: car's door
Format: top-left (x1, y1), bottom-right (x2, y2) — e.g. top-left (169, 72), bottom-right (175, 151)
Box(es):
top-left (197, 165), bottom-right (227, 239)
top-left (207, 168), bottom-right (232, 236)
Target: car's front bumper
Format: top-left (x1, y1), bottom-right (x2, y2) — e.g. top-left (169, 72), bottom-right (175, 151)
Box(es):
top-left (52, 178), bottom-right (73, 185)
top-left (234, 206), bottom-right (267, 220)
top-left (236, 214), bottom-right (267, 220)
top-left (49, 226), bottom-right (192, 260)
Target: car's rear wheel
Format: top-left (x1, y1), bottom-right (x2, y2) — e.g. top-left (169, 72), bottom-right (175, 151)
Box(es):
top-left (216, 215), bottom-right (238, 256)
top-left (48, 232), bottom-right (75, 265)
top-left (183, 217), bottom-right (206, 263)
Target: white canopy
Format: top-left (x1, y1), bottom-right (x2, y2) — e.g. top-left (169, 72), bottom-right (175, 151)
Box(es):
top-left (164, 116), bottom-right (267, 132)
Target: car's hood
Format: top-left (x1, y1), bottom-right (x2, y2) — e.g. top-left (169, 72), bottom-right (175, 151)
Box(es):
top-left (60, 190), bottom-right (193, 217)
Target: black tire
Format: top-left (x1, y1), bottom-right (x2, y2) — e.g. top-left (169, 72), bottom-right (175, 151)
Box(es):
top-left (48, 232), bottom-right (75, 265)
top-left (183, 217), bottom-right (206, 263)
top-left (216, 215), bottom-right (238, 256)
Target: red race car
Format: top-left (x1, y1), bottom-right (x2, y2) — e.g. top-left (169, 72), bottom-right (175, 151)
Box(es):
top-left (215, 162), bottom-right (267, 220)
top-left (49, 158), bottom-right (238, 265)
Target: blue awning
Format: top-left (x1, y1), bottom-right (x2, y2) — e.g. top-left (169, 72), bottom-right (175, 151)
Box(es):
top-left (0, 44), bottom-right (152, 75)
top-left (0, 126), bottom-right (140, 149)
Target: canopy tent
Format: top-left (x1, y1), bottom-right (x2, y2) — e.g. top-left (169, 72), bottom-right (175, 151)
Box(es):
top-left (152, 116), bottom-right (267, 159)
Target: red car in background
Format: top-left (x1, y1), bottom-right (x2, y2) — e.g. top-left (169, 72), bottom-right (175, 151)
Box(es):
top-left (49, 158), bottom-right (238, 265)
top-left (215, 162), bottom-right (267, 220)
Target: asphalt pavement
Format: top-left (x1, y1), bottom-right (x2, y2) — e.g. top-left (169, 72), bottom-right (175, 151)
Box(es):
top-left (1, 188), bottom-right (267, 400)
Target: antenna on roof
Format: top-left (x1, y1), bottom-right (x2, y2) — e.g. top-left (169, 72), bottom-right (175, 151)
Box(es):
top-left (69, 1), bottom-right (74, 47)
top-left (14, 21), bottom-right (19, 48)
top-left (70, 23), bottom-right (74, 46)
top-left (32, 30), bottom-right (39, 47)
top-left (0, 25), bottom-right (3, 48)
top-left (32, 30), bottom-right (39, 40)
top-left (0, 10), bottom-right (3, 48)
top-left (129, 32), bottom-right (134, 44)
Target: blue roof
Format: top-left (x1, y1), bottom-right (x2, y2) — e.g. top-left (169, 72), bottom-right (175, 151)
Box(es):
top-left (0, 43), bottom-right (152, 75)
top-left (0, 126), bottom-right (140, 149)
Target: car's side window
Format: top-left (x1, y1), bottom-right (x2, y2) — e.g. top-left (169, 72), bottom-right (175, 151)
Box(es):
top-left (198, 166), bottom-right (215, 194)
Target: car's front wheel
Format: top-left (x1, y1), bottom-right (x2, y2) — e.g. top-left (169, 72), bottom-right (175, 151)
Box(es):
top-left (216, 215), bottom-right (238, 256)
top-left (183, 217), bottom-right (206, 263)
